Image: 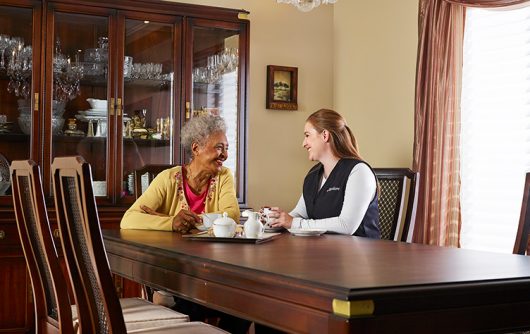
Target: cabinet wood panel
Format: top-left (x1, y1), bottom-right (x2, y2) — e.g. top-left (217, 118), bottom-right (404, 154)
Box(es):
top-left (0, 0), bottom-right (249, 331)
top-left (0, 257), bottom-right (32, 333)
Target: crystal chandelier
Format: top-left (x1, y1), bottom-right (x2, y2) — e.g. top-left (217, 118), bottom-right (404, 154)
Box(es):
top-left (277, 0), bottom-right (337, 12)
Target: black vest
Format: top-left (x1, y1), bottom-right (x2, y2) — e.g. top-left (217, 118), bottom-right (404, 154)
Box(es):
top-left (303, 158), bottom-right (380, 238)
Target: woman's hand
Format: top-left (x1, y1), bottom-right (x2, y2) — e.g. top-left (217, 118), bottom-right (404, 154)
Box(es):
top-left (140, 205), bottom-right (201, 234)
top-left (268, 207), bottom-right (294, 229)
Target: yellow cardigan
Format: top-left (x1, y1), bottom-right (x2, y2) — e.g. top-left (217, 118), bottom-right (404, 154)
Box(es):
top-left (121, 166), bottom-right (240, 231)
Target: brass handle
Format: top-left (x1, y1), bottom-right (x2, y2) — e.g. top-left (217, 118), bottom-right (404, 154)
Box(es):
top-left (110, 97), bottom-right (115, 116)
top-left (117, 98), bottom-right (122, 116)
top-left (34, 93), bottom-right (39, 111)
top-left (0, 230), bottom-right (5, 240)
top-left (53, 229), bottom-right (60, 239)
top-left (185, 102), bottom-right (191, 120)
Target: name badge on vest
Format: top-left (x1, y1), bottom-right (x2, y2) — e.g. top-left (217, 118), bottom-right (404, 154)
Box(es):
top-left (326, 187), bottom-right (340, 192)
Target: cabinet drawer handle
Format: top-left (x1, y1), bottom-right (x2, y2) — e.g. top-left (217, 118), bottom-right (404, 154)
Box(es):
top-left (0, 230), bottom-right (5, 240)
top-left (53, 229), bottom-right (60, 239)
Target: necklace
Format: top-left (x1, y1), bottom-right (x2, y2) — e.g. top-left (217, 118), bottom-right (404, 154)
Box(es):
top-left (185, 164), bottom-right (209, 194)
top-left (185, 164), bottom-right (193, 180)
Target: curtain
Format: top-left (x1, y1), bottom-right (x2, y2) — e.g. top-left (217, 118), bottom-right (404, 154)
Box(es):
top-left (445, 0), bottom-right (528, 6)
top-left (413, 0), bottom-right (529, 246)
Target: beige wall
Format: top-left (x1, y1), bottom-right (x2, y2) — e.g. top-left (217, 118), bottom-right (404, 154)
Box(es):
top-left (171, 0), bottom-right (417, 210)
top-left (334, 1), bottom-right (418, 168)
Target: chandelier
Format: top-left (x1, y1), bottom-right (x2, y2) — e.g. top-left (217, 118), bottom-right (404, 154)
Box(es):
top-left (277, 0), bottom-right (337, 12)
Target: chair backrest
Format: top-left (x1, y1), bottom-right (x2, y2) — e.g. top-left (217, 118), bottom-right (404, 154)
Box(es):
top-left (514, 173), bottom-right (530, 255)
top-left (10, 160), bottom-right (74, 334)
top-left (134, 164), bottom-right (173, 198)
top-left (52, 156), bottom-right (127, 334)
top-left (373, 168), bottom-right (419, 242)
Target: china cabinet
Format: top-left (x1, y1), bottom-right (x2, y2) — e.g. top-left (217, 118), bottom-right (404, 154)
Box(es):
top-left (0, 0), bottom-right (249, 331)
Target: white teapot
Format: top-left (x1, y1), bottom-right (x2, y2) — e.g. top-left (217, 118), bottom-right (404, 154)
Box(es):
top-left (212, 212), bottom-right (237, 238)
top-left (242, 210), bottom-right (263, 238)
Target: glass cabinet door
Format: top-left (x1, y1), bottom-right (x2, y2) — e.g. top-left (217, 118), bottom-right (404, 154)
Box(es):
top-left (47, 8), bottom-right (111, 198)
top-left (186, 18), bottom-right (248, 203)
top-left (0, 2), bottom-right (41, 203)
top-left (117, 14), bottom-right (180, 202)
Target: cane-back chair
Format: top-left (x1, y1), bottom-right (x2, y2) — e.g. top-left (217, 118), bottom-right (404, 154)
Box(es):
top-left (52, 156), bottom-right (226, 333)
top-left (10, 160), bottom-right (74, 333)
top-left (373, 168), bottom-right (419, 242)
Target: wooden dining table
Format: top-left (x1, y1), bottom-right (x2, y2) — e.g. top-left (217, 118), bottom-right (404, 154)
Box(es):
top-left (103, 229), bottom-right (530, 333)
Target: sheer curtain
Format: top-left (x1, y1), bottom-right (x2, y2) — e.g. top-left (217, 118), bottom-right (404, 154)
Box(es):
top-left (413, 0), bottom-right (529, 247)
top-left (459, 5), bottom-right (530, 253)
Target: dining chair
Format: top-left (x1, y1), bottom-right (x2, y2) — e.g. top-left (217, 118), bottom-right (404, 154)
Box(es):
top-left (134, 164), bottom-right (174, 197)
top-left (133, 164), bottom-right (174, 303)
top-left (10, 160), bottom-right (75, 334)
top-left (514, 173), bottom-right (530, 255)
top-left (52, 156), bottom-right (226, 333)
top-left (373, 168), bottom-right (419, 242)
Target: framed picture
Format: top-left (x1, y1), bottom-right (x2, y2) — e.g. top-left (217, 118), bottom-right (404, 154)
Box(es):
top-left (266, 65), bottom-right (298, 110)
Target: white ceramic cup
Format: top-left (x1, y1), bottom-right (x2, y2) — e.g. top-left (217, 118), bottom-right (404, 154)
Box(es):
top-left (201, 213), bottom-right (222, 228)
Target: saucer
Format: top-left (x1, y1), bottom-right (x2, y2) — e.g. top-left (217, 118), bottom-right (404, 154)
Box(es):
top-left (264, 226), bottom-right (284, 233)
top-left (79, 109), bottom-right (108, 116)
top-left (287, 228), bottom-right (326, 237)
top-left (195, 224), bottom-right (208, 231)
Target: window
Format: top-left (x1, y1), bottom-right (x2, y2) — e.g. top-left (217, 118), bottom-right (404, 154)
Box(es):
top-left (460, 6), bottom-right (530, 253)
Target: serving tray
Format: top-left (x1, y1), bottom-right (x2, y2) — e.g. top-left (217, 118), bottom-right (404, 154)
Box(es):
top-left (183, 231), bottom-right (282, 244)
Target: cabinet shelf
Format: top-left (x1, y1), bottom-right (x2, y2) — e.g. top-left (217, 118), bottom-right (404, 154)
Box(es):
top-left (81, 76), bottom-right (171, 88)
top-left (0, 133), bottom-right (29, 142)
top-left (127, 137), bottom-right (170, 147)
top-left (124, 78), bottom-right (171, 88)
top-left (48, 135), bottom-right (170, 147)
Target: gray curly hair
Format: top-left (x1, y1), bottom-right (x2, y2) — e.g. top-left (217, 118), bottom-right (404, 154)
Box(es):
top-left (181, 115), bottom-right (227, 160)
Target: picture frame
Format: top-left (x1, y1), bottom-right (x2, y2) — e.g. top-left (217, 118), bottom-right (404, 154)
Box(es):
top-left (266, 65), bottom-right (298, 110)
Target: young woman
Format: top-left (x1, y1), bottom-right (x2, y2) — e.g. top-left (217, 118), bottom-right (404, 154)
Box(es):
top-left (268, 108), bottom-right (380, 237)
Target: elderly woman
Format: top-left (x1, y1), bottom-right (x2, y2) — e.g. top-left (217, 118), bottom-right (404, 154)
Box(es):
top-left (121, 115), bottom-right (240, 233)
top-left (121, 115), bottom-right (249, 333)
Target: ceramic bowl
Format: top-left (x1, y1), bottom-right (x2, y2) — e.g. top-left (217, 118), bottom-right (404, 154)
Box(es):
top-left (86, 98), bottom-right (107, 110)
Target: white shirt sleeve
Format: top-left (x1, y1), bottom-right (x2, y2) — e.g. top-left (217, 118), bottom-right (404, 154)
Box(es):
top-left (289, 163), bottom-right (377, 235)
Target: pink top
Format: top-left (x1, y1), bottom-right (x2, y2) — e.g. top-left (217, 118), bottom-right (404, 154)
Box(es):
top-left (183, 178), bottom-right (208, 214)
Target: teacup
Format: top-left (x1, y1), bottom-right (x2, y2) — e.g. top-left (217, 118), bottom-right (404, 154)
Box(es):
top-left (260, 207), bottom-right (274, 228)
top-left (202, 213), bottom-right (222, 228)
